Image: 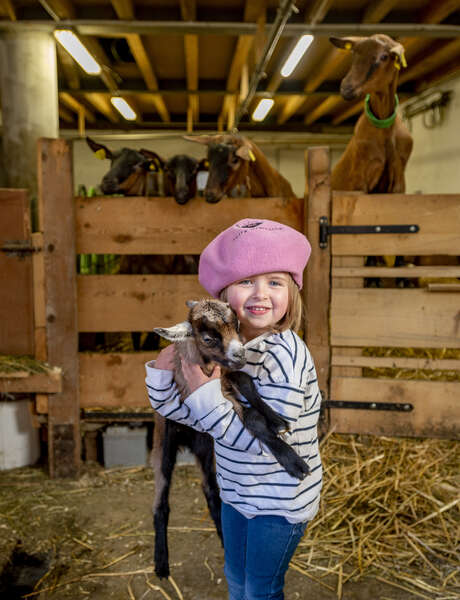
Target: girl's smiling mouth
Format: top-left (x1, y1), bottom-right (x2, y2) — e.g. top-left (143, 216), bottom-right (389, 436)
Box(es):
top-left (246, 305), bottom-right (271, 314)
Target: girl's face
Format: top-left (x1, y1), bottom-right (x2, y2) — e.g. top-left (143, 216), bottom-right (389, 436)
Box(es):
top-left (225, 272), bottom-right (290, 342)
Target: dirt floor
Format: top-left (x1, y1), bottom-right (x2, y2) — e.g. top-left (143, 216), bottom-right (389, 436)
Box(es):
top-left (0, 435), bottom-right (458, 600)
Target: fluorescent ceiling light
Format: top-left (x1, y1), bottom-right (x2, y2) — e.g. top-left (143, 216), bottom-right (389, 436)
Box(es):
top-left (252, 99), bottom-right (274, 122)
top-left (111, 97), bottom-right (137, 121)
top-left (54, 30), bottom-right (101, 75)
top-left (281, 35), bottom-right (314, 77)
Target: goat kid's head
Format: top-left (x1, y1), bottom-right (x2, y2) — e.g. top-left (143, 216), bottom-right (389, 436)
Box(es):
top-left (184, 134), bottom-right (255, 204)
top-left (86, 137), bottom-right (163, 195)
top-left (154, 299), bottom-right (246, 369)
top-left (330, 35), bottom-right (407, 101)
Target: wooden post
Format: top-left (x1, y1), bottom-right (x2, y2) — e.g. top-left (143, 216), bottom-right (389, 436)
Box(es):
top-left (37, 138), bottom-right (80, 478)
top-left (304, 147), bottom-right (331, 400)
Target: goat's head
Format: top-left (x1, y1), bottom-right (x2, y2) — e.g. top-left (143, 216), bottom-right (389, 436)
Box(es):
top-left (162, 154), bottom-right (201, 205)
top-left (330, 35), bottom-right (407, 101)
top-left (184, 134), bottom-right (256, 203)
top-left (86, 137), bottom-right (162, 195)
top-left (154, 299), bottom-right (246, 369)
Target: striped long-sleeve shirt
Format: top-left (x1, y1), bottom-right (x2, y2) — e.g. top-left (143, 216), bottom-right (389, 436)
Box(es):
top-left (145, 329), bottom-right (322, 524)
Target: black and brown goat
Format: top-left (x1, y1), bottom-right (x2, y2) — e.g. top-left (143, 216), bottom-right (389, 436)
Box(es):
top-left (150, 299), bottom-right (310, 578)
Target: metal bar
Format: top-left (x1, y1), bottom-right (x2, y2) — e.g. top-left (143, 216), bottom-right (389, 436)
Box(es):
top-left (324, 401), bottom-right (413, 412)
top-left (0, 21), bottom-right (459, 38)
top-left (235, 0), bottom-right (297, 126)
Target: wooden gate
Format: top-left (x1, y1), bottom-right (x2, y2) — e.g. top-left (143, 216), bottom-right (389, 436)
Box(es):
top-left (34, 138), bottom-right (307, 476)
top-left (306, 147), bottom-right (460, 439)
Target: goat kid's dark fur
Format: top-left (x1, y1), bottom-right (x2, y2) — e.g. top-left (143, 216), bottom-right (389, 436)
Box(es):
top-left (150, 299), bottom-right (310, 577)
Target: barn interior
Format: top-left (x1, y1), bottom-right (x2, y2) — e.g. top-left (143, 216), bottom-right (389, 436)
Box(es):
top-left (0, 2), bottom-right (459, 600)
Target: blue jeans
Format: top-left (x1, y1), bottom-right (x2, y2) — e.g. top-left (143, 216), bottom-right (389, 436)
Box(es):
top-left (221, 502), bottom-right (307, 600)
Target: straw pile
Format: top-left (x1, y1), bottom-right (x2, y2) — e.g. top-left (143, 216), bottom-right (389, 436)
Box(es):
top-left (0, 355), bottom-right (53, 376)
top-left (294, 433), bottom-right (460, 599)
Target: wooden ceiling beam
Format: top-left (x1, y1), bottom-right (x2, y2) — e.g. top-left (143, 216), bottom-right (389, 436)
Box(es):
top-left (0, 0), bottom-right (16, 20)
top-left (180, 0), bottom-right (199, 123)
top-left (110, 0), bottom-right (170, 122)
top-left (84, 93), bottom-right (120, 124)
top-left (59, 104), bottom-right (75, 123)
top-left (56, 44), bottom-right (80, 90)
top-left (283, 0), bottom-right (399, 125)
top-left (218, 0), bottom-right (267, 127)
top-left (59, 92), bottom-right (96, 123)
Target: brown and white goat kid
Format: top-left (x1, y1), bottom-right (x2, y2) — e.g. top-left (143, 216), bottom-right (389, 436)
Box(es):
top-left (151, 299), bottom-right (310, 577)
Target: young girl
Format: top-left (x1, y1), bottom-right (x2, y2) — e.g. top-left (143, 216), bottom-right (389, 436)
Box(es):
top-left (146, 218), bottom-right (322, 600)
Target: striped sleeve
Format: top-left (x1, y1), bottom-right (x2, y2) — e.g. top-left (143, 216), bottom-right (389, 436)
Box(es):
top-left (145, 362), bottom-right (205, 432)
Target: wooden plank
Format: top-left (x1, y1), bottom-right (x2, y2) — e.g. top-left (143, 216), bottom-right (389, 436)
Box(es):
top-left (0, 369), bottom-right (62, 394)
top-left (38, 138), bottom-right (80, 478)
top-left (76, 195), bottom-right (303, 254)
top-left (333, 266), bottom-right (460, 278)
top-left (331, 353), bottom-right (460, 371)
top-left (330, 376), bottom-right (460, 439)
top-left (32, 232), bottom-right (47, 361)
top-left (305, 148), bottom-right (331, 395)
top-left (332, 193), bottom-right (460, 256)
top-left (0, 189), bottom-right (35, 355)
top-left (80, 352), bottom-right (156, 408)
top-left (331, 289), bottom-right (460, 348)
top-left (77, 275), bottom-right (205, 332)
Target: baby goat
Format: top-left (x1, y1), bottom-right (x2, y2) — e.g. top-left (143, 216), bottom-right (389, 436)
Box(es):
top-left (151, 299), bottom-right (310, 576)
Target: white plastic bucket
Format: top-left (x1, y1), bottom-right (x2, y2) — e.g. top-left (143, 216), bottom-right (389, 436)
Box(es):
top-left (0, 400), bottom-right (40, 470)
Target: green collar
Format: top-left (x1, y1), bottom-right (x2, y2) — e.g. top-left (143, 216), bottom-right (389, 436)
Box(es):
top-left (364, 94), bottom-right (399, 128)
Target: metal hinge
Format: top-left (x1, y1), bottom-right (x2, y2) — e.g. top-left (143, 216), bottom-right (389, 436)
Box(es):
top-left (324, 400), bottom-right (413, 412)
top-left (319, 217), bottom-right (419, 249)
top-left (0, 240), bottom-right (42, 259)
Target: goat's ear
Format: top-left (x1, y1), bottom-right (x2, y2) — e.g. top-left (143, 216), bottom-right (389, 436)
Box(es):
top-left (329, 36), bottom-right (361, 51)
top-left (154, 322), bottom-right (193, 341)
top-left (389, 43), bottom-right (407, 69)
top-left (186, 300), bottom-right (199, 309)
top-left (184, 135), bottom-right (220, 145)
top-left (86, 137), bottom-right (112, 160)
top-left (235, 144), bottom-right (256, 162)
top-left (140, 149), bottom-right (164, 170)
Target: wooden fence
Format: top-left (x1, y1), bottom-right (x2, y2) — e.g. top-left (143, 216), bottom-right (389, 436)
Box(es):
top-left (1, 140), bottom-right (459, 478)
top-left (306, 147), bottom-right (460, 440)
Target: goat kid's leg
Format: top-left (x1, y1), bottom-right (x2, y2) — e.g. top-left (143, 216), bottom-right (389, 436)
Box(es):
top-left (193, 435), bottom-right (223, 544)
top-left (226, 371), bottom-right (290, 434)
top-left (151, 429), bottom-right (178, 579)
top-left (243, 408), bottom-right (310, 480)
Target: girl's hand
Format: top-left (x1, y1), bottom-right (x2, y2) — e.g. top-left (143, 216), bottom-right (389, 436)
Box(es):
top-left (154, 344), bottom-right (176, 371)
top-left (181, 358), bottom-right (221, 394)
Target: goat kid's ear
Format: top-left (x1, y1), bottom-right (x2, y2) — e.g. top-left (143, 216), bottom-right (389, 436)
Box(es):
top-left (235, 145), bottom-right (256, 162)
top-left (86, 137), bottom-right (112, 160)
top-left (389, 43), bottom-right (407, 69)
top-left (154, 322), bottom-right (193, 341)
top-left (329, 36), bottom-right (361, 51)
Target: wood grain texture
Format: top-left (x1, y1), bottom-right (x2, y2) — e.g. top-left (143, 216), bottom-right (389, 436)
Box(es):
top-left (330, 376), bottom-right (460, 439)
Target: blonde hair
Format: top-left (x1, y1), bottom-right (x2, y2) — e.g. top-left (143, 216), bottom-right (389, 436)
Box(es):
top-left (219, 274), bottom-right (304, 334)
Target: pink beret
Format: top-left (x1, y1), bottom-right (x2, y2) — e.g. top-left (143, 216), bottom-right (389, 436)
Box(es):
top-left (199, 218), bottom-right (311, 298)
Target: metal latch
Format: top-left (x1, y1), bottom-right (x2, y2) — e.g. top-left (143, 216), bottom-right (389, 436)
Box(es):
top-left (324, 400), bottom-right (413, 412)
top-left (1, 240), bottom-right (42, 259)
top-left (319, 217), bottom-right (419, 248)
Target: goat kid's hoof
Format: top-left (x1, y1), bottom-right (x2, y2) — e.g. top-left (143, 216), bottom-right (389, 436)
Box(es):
top-left (287, 459), bottom-right (311, 481)
top-left (154, 564), bottom-right (170, 579)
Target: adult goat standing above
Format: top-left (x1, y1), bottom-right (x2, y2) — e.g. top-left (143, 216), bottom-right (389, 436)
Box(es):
top-left (330, 34), bottom-right (413, 193)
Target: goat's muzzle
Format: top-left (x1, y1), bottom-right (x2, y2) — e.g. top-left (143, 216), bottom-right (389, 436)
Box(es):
top-left (205, 190), bottom-right (224, 203)
top-left (340, 83), bottom-right (358, 101)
